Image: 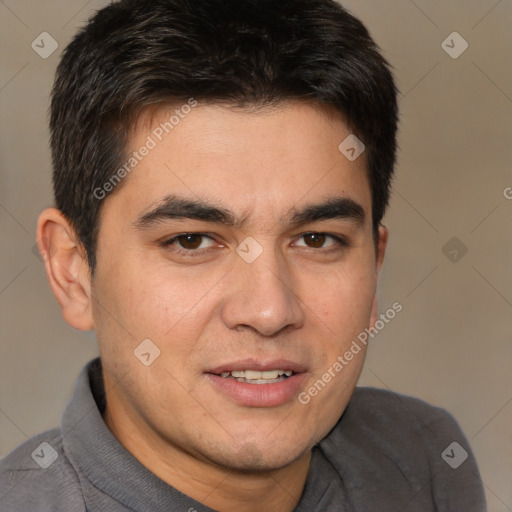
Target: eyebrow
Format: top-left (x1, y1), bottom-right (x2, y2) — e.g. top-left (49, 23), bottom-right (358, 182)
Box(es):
top-left (133, 194), bottom-right (366, 230)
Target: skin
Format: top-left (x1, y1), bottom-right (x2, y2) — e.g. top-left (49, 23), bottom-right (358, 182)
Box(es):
top-left (38, 101), bottom-right (388, 512)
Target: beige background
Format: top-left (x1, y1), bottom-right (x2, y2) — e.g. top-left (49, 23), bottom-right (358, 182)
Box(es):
top-left (1, 0), bottom-right (511, 509)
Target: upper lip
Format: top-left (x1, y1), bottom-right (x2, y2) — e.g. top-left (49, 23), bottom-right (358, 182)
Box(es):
top-left (207, 358), bottom-right (307, 375)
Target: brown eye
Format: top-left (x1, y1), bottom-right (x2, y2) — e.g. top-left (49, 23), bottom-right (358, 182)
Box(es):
top-left (303, 233), bottom-right (326, 248)
top-left (294, 233), bottom-right (346, 250)
top-left (161, 233), bottom-right (219, 258)
top-left (175, 234), bottom-right (205, 249)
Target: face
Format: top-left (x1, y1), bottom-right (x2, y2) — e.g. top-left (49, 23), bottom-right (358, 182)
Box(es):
top-left (90, 101), bottom-right (385, 471)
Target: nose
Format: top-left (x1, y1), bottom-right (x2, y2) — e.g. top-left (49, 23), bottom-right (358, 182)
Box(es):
top-left (220, 248), bottom-right (305, 337)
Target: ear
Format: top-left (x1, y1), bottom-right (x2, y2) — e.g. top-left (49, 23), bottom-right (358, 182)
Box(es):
top-left (369, 224), bottom-right (389, 327)
top-left (36, 208), bottom-right (94, 330)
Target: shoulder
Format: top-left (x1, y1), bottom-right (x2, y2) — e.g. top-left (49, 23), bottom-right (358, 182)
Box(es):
top-left (324, 385), bottom-right (475, 457)
top-left (343, 386), bottom-right (456, 431)
top-left (321, 386), bottom-right (464, 463)
top-left (0, 428), bottom-right (85, 512)
top-left (318, 387), bottom-right (487, 510)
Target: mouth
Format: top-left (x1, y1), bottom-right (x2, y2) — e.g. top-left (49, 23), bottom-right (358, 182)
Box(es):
top-left (216, 369), bottom-right (294, 384)
top-left (205, 360), bottom-right (307, 407)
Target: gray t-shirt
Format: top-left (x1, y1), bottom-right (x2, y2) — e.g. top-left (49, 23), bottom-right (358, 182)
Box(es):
top-left (0, 358), bottom-right (487, 511)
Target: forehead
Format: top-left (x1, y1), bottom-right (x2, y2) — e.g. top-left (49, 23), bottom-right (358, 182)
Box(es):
top-left (106, 101), bottom-right (372, 225)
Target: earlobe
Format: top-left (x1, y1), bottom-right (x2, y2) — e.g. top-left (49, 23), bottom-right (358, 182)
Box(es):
top-left (370, 224), bottom-right (389, 327)
top-left (36, 208), bottom-right (94, 331)
top-left (376, 224), bottom-right (388, 273)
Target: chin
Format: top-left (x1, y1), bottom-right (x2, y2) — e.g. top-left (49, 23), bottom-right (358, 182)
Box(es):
top-left (205, 435), bottom-right (312, 472)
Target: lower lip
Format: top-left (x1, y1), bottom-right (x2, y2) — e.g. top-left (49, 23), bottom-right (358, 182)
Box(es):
top-left (205, 373), bottom-right (307, 407)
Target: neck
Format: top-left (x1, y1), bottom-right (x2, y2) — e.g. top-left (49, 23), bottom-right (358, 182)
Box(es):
top-left (103, 390), bottom-right (311, 512)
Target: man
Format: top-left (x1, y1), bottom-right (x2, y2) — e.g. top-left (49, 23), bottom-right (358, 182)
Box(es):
top-left (0, 0), bottom-right (486, 510)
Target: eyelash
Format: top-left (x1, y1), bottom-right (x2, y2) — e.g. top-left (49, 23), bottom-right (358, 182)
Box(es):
top-left (161, 232), bottom-right (349, 257)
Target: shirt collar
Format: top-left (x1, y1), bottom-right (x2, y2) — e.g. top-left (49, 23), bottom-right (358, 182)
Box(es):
top-left (61, 358), bottom-right (346, 512)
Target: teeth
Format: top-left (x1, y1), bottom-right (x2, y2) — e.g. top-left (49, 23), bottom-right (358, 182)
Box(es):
top-left (221, 369), bottom-right (293, 379)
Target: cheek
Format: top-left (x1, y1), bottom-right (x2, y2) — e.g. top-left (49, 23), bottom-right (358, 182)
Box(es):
top-left (300, 262), bottom-right (376, 336)
top-left (92, 258), bottom-right (222, 356)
